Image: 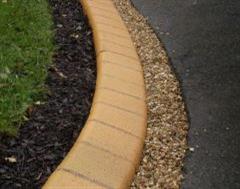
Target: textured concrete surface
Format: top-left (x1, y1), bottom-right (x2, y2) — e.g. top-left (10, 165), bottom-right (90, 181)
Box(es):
top-left (44, 0), bottom-right (147, 188)
top-left (131, 0), bottom-right (240, 188)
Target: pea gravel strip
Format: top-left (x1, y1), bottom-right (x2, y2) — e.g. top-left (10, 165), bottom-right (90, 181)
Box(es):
top-left (112, 0), bottom-right (189, 188)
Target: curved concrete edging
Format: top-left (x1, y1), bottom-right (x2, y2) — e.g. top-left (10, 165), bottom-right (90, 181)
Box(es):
top-left (43, 0), bottom-right (147, 188)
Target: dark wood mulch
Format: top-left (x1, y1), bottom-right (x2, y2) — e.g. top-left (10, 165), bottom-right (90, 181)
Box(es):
top-left (0, 0), bottom-right (96, 188)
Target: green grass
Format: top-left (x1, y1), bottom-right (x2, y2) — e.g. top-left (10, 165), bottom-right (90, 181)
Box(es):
top-left (0, 0), bottom-right (54, 135)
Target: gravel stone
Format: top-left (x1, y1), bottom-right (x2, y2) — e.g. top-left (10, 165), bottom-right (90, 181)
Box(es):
top-left (113, 1), bottom-right (189, 188)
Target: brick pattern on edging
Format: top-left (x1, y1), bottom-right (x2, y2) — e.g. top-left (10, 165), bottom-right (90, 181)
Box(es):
top-left (43, 0), bottom-right (147, 188)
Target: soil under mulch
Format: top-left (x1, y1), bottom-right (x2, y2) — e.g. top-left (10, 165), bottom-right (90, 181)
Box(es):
top-left (0, 0), bottom-right (96, 188)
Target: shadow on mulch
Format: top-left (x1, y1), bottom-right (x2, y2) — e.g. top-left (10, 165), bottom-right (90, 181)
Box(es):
top-left (0, 0), bottom-right (96, 188)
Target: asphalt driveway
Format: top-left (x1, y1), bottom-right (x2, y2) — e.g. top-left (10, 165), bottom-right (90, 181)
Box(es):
top-left (131, 0), bottom-right (240, 188)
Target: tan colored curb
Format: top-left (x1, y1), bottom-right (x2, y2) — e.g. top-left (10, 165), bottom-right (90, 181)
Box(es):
top-left (43, 0), bottom-right (147, 188)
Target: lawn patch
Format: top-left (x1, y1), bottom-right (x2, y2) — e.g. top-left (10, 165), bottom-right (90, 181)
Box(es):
top-left (0, 0), bottom-right (96, 187)
top-left (0, 0), bottom-right (53, 134)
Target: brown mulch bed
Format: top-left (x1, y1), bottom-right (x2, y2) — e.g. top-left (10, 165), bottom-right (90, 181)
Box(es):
top-left (0, 0), bottom-right (96, 188)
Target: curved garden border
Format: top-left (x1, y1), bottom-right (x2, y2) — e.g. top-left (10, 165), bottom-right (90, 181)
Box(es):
top-left (43, 0), bottom-right (147, 188)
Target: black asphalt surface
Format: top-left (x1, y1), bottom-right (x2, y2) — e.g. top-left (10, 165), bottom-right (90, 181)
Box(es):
top-left (131, 0), bottom-right (240, 188)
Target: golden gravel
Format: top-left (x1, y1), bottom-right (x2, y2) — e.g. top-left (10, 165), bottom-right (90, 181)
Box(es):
top-left (112, 0), bottom-right (189, 188)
